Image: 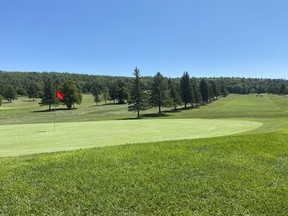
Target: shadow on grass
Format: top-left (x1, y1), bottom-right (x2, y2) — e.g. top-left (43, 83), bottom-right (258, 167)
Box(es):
top-left (117, 113), bottom-right (170, 121)
top-left (92, 103), bottom-right (127, 107)
top-left (142, 113), bottom-right (170, 118)
top-left (32, 107), bottom-right (78, 113)
top-left (117, 117), bottom-right (142, 120)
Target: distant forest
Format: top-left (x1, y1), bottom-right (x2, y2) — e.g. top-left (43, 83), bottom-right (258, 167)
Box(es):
top-left (0, 70), bottom-right (287, 106)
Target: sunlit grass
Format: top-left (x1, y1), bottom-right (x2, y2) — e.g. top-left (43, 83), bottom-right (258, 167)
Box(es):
top-left (0, 119), bottom-right (262, 157)
top-left (1, 132), bottom-right (287, 215)
top-left (0, 94), bottom-right (288, 214)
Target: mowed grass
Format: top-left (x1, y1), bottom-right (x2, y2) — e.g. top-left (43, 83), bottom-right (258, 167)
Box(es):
top-left (0, 94), bottom-right (288, 214)
top-left (0, 119), bottom-right (262, 157)
top-left (1, 132), bottom-right (287, 215)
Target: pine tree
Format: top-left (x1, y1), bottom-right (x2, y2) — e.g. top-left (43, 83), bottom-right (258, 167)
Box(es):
top-left (93, 88), bottom-right (101, 105)
top-left (128, 68), bottom-right (148, 118)
top-left (168, 78), bottom-right (182, 110)
top-left (191, 78), bottom-right (201, 106)
top-left (220, 82), bottom-right (229, 97)
top-left (199, 79), bottom-right (209, 105)
top-left (180, 72), bottom-right (193, 108)
top-left (150, 72), bottom-right (170, 115)
top-left (39, 79), bottom-right (55, 110)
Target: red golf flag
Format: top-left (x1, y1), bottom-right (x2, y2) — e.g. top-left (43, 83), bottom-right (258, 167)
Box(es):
top-left (55, 90), bottom-right (64, 100)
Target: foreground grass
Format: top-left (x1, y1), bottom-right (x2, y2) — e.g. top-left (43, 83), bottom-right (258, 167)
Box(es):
top-left (1, 132), bottom-right (287, 215)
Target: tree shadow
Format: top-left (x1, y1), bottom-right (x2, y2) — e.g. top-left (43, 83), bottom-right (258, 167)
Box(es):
top-left (142, 113), bottom-right (170, 118)
top-left (163, 109), bottom-right (182, 113)
top-left (32, 107), bottom-right (77, 113)
top-left (116, 117), bottom-right (143, 120)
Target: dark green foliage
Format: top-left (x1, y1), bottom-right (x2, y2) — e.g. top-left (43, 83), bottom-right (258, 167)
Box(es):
top-left (109, 80), bottom-right (129, 104)
top-left (4, 85), bottom-right (18, 102)
top-left (27, 81), bottom-right (43, 101)
top-left (191, 78), bottom-right (201, 106)
top-left (220, 81), bottom-right (229, 97)
top-left (0, 94), bottom-right (2, 106)
top-left (128, 68), bottom-right (149, 118)
top-left (1, 70), bottom-right (288, 98)
top-left (150, 72), bottom-right (170, 115)
top-left (168, 78), bottom-right (182, 110)
top-left (60, 81), bottom-right (82, 109)
top-left (199, 79), bottom-right (209, 104)
top-left (102, 86), bottom-right (110, 104)
top-left (210, 80), bottom-right (220, 100)
top-left (39, 79), bottom-right (55, 110)
top-left (280, 83), bottom-right (287, 95)
top-left (93, 88), bottom-right (101, 105)
top-left (91, 83), bottom-right (102, 105)
top-left (180, 72), bottom-right (193, 108)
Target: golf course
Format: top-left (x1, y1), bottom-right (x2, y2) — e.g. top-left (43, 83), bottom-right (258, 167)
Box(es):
top-left (0, 94), bottom-right (288, 214)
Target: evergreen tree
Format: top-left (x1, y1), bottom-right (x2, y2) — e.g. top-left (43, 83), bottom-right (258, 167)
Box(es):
top-left (191, 78), bottom-right (201, 106)
top-left (0, 94), bottom-right (3, 106)
top-left (128, 67), bottom-right (148, 118)
top-left (39, 79), bottom-right (55, 110)
top-left (180, 72), bottom-right (193, 108)
top-left (150, 72), bottom-right (170, 115)
top-left (168, 78), bottom-right (182, 110)
top-left (220, 82), bottom-right (229, 97)
top-left (102, 86), bottom-right (110, 104)
top-left (210, 80), bottom-right (220, 100)
top-left (199, 79), bottom-right (209, 105)
top-left (28, 81), bottom-right (42, 101)
top-left (208, 83), bottom-right (213, 102)
top-left (280, 83), bottom-right (287, 95)
top-left (93, 88), bottom-right (101, 105)
top-left (109, 83), bottom-right (119, 103)
top-left (60, 81), bottom-right (82, 109)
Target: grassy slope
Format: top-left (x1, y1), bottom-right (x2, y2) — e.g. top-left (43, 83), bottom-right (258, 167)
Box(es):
top-left (0, 94), bottom-right (288, 214)
top-left (1, 133), bottom-right (287, 215)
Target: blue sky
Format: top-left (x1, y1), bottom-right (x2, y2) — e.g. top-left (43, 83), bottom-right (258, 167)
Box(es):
top-left (1, 0), bottom-right (288, 78)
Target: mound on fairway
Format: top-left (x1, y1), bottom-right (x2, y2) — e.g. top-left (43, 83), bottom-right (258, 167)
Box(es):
top-left (0, 119), bottom-right (262, 157)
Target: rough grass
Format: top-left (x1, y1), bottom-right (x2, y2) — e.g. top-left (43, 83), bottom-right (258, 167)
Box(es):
top-left (0, 132), bottom-right (287, 215)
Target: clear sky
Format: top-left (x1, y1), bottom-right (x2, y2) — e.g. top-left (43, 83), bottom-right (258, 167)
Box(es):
top-left (1, 0), bottom-right (288, 79)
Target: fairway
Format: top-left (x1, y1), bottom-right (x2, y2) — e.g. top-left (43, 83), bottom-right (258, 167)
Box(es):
top-left (0, 119), bottom-right (262, 157)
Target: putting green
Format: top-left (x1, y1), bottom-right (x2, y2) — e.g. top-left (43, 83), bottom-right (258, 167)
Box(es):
top-left (0, 119), bottom-right (263, 157)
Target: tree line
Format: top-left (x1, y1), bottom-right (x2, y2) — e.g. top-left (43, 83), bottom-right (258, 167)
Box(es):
top-left (0, 70), bottom-right (287, 112)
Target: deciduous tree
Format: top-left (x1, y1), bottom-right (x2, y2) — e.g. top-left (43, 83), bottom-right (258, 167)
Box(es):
top-left (60, 81), bottom-right (82, 109)
top-left (4, 86), bottom-right (18, 102)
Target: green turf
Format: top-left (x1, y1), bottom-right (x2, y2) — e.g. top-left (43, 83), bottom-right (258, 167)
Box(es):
top-left (0, 119), bottom-right (262, 157)
top-left (0, 94), bottom-right (288, 214)
top-left (0, 132), bottom-right (287, 215)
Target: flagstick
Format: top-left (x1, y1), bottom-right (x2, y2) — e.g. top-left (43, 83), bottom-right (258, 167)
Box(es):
top-left (54, 109), bottom-right (56, 132)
